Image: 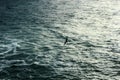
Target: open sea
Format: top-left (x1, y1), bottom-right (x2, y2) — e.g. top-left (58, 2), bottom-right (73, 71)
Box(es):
top-left (0, 0), bottom-right (120, 80)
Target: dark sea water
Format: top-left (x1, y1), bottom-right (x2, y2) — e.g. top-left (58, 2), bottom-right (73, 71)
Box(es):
top-left (0, 0), bottom-right (120, 80)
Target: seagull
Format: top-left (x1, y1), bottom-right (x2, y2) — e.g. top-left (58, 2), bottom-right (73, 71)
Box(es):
top-left (64, 37), bottom-right (68, 45)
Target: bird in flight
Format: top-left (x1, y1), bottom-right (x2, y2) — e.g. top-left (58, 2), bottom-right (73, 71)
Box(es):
top-left (64, 37), bottom-right (68, 45)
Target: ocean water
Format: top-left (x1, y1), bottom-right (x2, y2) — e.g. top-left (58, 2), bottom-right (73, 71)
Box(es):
top-left (0, 0), bottom-right (120, 80)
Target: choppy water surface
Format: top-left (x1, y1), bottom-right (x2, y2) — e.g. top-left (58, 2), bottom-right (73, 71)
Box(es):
top-left (0, 0), bottom-right (120, 80)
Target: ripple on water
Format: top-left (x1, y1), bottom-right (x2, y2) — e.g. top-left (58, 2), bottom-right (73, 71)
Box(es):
top-left (0, 63), bottom-right (56, 80)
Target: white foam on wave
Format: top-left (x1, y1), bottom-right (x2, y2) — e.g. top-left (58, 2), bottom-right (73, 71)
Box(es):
top-left (0, 38), bottom-right (22, 55)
